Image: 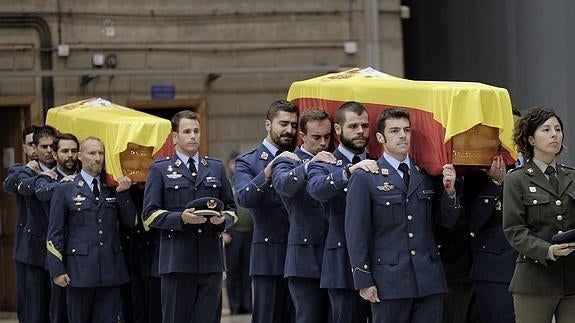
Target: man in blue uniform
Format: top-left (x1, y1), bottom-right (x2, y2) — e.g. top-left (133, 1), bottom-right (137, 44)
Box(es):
top-left (306, 101), bottom-right (375, 323)
top-left (2, 125), bottom-right (39, 322)
top-left (31, 133), bottom-right (79, 323)
top-left (345, 108), bottom-right (460, 323)
top-left (234, 100), bottom-right (298, 323)
top-left (272, 108), bottom-right (336, 323)
top-left (17, 125), bottom-right (58, 323)
top-left (46, 137), bottom-right (136, 323)
top-left (143, 110), bottom-right (237, 323)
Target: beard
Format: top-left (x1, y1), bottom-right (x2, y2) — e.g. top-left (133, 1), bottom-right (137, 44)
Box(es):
top-left (340, 134), bottom-right (369, 153)
top-left (270, 130), bottom-right (296, 151)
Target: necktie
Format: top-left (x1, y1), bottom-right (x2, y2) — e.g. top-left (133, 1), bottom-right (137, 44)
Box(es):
top-left (398, 162), bottom-right (410, 187)
top-left (189, 160), bottom-right (197, 177)
top-left (545, 165), bottom-right (559, 192)
top-left (92, 178), bottom-right (100, 199)
top-left (352, 155), bottom-right (361, 164)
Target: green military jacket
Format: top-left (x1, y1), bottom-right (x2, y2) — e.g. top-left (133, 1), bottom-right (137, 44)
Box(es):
top-left (503, 159), bottom-right (575, 296)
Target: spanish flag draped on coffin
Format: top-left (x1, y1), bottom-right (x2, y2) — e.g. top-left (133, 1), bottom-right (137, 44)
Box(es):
top-left (287, 68), bottom-right (517, 175)
top-left (46, 98), bottom-right (173, 183)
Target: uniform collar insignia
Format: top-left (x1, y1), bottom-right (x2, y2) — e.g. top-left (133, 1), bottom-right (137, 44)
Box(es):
top-left (201, 158), bottom-right (208, 166)
top-left (415, 165), bottom-right (420, 172)
top-left (527, 168), bottom-right (534, 173)
top-left (495, 200), bottom-right (502, 211)
top-left (529, 186), bottom-right (537, 193)
top-left (167, 165), bottom-right (173, 172)
top-left (336, 160), bottom-right (342, 166)
top-left (302, 159), bottom-right (310, 163)
top-left (175, 159), bottom-right (182, 167)
top-left (381, 168), bottom-right (389, 175)
top-left (260, 151), bottom-right (269, 160)
top-left (78, 180), bottom-right (84, 187)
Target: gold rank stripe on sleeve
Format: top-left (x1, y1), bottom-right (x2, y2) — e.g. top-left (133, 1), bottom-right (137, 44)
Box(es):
top-left (222, 210), bottom-right (238, 225)
top-left (46, 240), bottom-right (63, 262)
top-left (143, 209), bottom-right (169, 230)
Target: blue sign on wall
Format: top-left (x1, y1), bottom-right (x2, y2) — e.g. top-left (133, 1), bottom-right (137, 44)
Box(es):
top-left (151, 85), bottom-right (176, 99)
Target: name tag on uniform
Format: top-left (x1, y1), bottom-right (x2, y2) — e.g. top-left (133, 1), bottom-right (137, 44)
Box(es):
top-left (206, 176), bottom-right (218, 183)
top-left (105, 197), bottom-right (117, 203)
top-left (422, 189), bottom-right (435, 195)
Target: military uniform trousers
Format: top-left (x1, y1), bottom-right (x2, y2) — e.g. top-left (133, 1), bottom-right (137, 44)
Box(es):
top-left (225, 229), bottom-right (253, 314)
top-left (287, 277), bottom-right (329, 323)
top-left (66, 286), bottom-right (121, 323)
top-left (23, 264), bottom-right (51, 323)
top-left (161, 272), bottom-right (223, 323)
top-left (372, 293), bottom-right (443, 323)
top-left (251, 275), bottom-right (295, 323)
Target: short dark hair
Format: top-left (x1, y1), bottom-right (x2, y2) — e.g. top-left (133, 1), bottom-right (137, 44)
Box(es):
top-left (52, 133), bottom-right (79, 151)
top-left (265, 100), bottom-right (298, 121)
top-left (171, 110), bottom-right (199, 132)
top-left (33, 125), bottom-right (57, 145)
top-left (513, 107), bottom-right (564, 160)
top-left (299, 108), bottom-right (331, 134)
top-left (22, 125), bottom-right (40, 142)
top-left (335, 101), bottom-right (367, 125)
top-left (376, 108), bottom-right (410, 134)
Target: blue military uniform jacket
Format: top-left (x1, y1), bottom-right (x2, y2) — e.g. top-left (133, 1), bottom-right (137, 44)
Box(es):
top-left (306, 148), bottom-right (355, 289)
top-left (142, 154), bottom-right (236, 275)
top-left (17, 169), bottom-right (67, 268)
top-left (271, 147), bottom-right (328, 279)
top-left (234, 143), bottom-right (290, 276)
top-left (345, 157), bottom-right (460, 299)
top-left (465, 171), bottom-right (517, 283)
top-left (46, 175), bottom-right (136, 287)
top-left (2, 164), bottom-right (36, 261)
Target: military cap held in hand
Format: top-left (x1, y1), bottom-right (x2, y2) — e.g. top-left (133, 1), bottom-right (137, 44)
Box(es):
top-left (185, 197), bottom-right (224, 218)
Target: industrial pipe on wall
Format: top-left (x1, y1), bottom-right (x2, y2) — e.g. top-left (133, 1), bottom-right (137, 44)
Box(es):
top-left (0, 14), bottom-right (54, 116)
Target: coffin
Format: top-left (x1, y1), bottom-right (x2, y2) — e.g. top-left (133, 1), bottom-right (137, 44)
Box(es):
top-left (46, 98), bottom-right (173, 183)
top-left (287, 68), bottom-right (517, 175)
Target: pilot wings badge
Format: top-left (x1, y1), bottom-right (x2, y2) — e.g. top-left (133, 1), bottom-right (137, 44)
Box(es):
top-left (377, 182), bottom-right (394, 191)
top-left (167, 172), bottom-right (183, 179)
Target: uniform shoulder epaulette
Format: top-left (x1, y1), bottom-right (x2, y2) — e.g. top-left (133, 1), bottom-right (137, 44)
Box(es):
top-left (507, 165), bottom-right (523, 174)
top-left (153, 156), bottom-right (171, 164)
top-left (560, 164), bottom-right (575, 171)
top-left (241, 148), bottom-right (258, 157)
top-left (204, 156), bottom-right (223, 163)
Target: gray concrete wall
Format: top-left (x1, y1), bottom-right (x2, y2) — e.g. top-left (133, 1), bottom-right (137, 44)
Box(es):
top-left (0, 0), bottom-right (404, 159)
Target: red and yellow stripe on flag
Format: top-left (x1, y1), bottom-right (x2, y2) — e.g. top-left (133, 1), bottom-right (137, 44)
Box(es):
top-left (287, 68), bottom-right (517, 175)
top-left (46, 98), bottom-right (173, 181)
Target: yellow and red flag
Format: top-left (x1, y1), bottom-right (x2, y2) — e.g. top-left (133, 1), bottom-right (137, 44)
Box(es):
top-left (287, 68), bottom-right (517, 175)
top-left (46, 98), bottom-right (173, 182)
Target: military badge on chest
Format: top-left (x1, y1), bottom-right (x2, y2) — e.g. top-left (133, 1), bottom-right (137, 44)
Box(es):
top-left (73, 194), bottom-right (86, 206)
top-left (166, 164), bottom-right (183, 179)
top-left (377, 182), bottom-right (395, 191)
